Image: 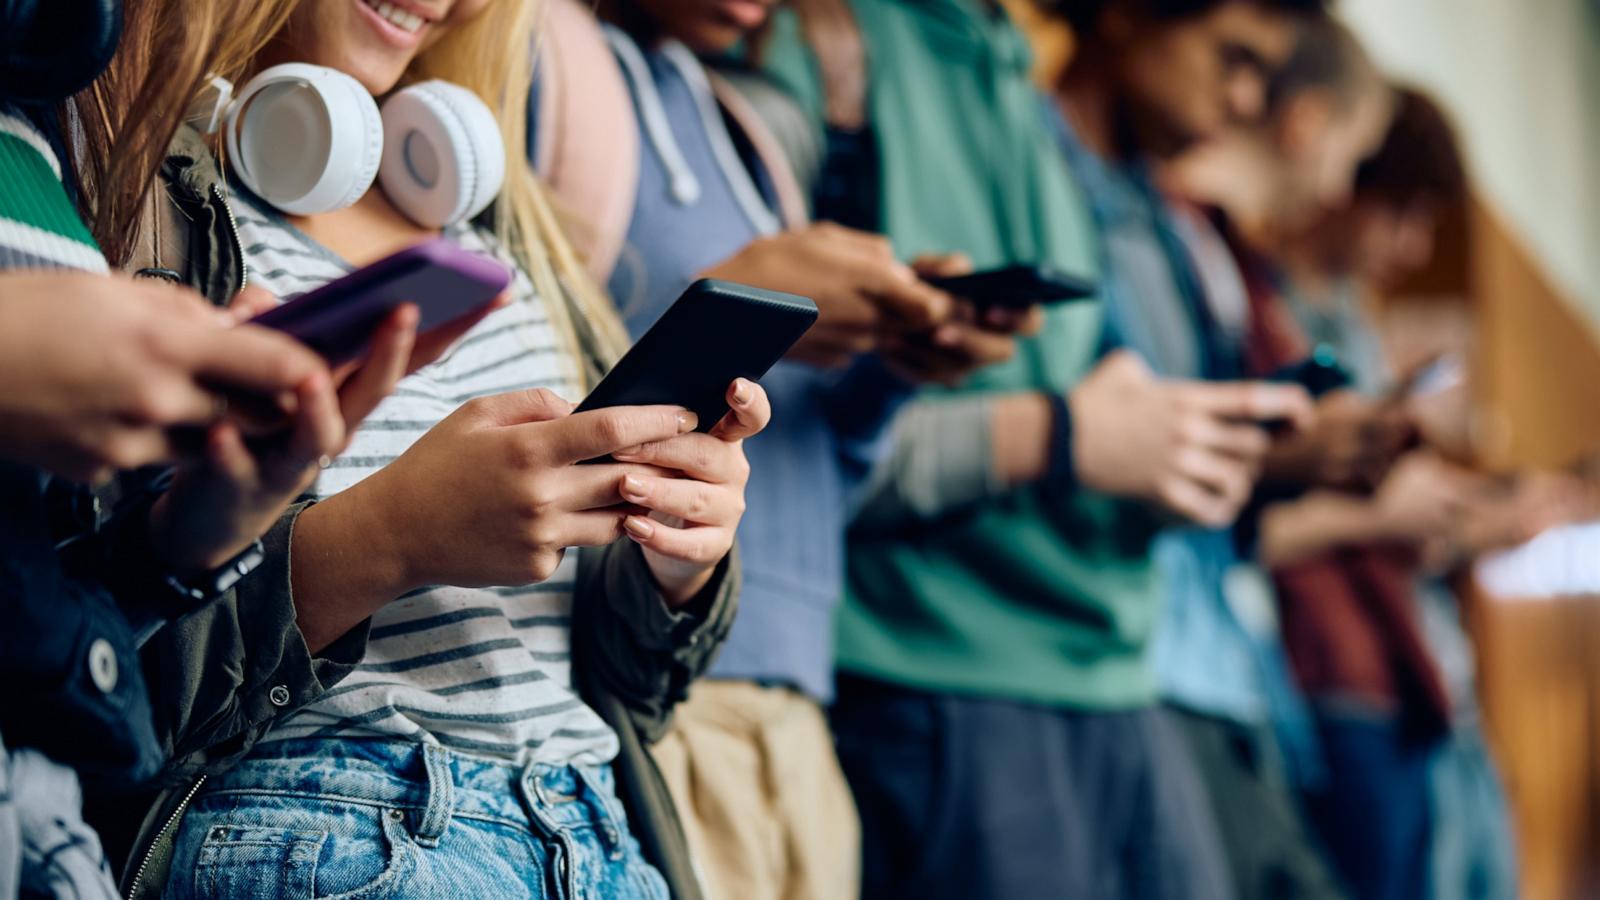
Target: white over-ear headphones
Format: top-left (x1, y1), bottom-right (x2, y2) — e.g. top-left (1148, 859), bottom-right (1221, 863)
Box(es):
top-left (207, 63), bottom-right (505, 227)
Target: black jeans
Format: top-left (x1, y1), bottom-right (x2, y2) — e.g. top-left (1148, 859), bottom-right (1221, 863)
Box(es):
top-left (832, 674), bottom-right (1234, 900)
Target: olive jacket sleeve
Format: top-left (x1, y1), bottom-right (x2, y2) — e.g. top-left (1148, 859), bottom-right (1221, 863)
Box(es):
top-left (572, 540), bottom-right (740, 900)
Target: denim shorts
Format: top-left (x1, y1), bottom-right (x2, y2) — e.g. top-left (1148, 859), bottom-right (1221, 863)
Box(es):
top-left (162, 739), bottom-right (668, 900)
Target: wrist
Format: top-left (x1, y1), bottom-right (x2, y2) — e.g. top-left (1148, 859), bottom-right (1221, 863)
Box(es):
top-left (1065, 386), bottom-right (1115, 494)
top-left (990, 392), bottom-right (1054, 487)
top-left (641, 545), bottom-right (716, 606)
top-left (295, 485), bottom-right (418, 601)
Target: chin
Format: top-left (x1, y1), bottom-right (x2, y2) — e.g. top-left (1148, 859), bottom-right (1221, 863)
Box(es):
top-left (343, 54), bottom-right (413, 96)
top-left (683, 24), bottom-right (745, 54)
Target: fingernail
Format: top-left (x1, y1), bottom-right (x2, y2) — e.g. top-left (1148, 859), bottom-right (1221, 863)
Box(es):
top-left (731, 380), bottom-right (751, 407)
top-left (621, 475), bottom-right (648, 501)
top-left (613, 445), bottom-right (642, 461)
top-left (677, 411), bottom-right (698, 433)
top-left (624, 516), bottom-right (654, 541)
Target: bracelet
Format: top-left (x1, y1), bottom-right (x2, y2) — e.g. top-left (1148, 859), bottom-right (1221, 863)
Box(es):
top-left (1043, 393), bottom-right (1078, 497)
top-left (162, 538), bottom-right (266, 605)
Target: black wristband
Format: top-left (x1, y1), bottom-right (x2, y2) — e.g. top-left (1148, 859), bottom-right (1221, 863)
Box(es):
top-left (1043, 392), bottom-right (1078, 498)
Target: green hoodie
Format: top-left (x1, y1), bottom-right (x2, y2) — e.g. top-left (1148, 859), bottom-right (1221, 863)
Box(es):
top-left (762, 0), bottom-right (1163, 709)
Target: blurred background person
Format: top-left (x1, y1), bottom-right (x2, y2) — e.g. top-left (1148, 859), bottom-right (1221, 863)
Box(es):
top-left (531, 1), bottom-right (1029, 896)
top-left (1261, 86), bottom-right (1563, 900)
top-left (757, 1), bottom-right (1314, 897)
top-left (1045, 8), bottom-right (1392, 899)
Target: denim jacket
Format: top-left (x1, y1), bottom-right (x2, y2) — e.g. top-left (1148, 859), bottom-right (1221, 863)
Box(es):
top-left (109, 126), bottom-right (739, 900)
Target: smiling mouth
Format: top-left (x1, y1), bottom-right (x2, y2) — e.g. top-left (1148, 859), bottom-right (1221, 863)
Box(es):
top-left (359, 0), bottom-right (429, 34)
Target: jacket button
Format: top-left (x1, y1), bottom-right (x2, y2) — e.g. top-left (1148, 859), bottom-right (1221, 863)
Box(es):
top-left (87, 639), bottom-right (118, 693)
top-left (268, 685), bottom-right (292, 707)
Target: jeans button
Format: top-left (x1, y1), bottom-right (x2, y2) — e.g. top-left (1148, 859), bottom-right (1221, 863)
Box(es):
top-left (268, 685), bottom-right (291, 707)
top-left (87, 639), bottom-right (118, 694)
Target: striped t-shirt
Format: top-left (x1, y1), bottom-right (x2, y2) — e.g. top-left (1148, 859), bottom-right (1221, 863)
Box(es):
top-left (234, 188), bottom-right (622, 767)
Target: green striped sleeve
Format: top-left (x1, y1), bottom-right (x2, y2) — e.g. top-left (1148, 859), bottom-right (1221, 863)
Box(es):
top-left (0, 113), bottom-right (107, 273)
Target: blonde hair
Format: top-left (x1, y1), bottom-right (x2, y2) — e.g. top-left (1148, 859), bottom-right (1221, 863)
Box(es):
top-left (410, 0), bottom-right (630, 383)
top-left (75, 0), bottom-right (301, 265)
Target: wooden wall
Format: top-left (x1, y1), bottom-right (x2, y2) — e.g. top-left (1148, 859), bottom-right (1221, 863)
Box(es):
top-left (1458, 198), bottom-right (1600, 900)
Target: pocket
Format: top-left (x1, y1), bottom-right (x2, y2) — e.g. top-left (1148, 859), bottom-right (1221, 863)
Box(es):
top-left (192, 803), bottom-right (418, 900)
top-left (193, 824), bottom-right (324, 900)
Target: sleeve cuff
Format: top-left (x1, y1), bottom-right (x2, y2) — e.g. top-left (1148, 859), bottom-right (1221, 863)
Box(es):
top-left (236, 500), bottom-right (371, 723)
top-left (603, 542), bottom-right (737, 654)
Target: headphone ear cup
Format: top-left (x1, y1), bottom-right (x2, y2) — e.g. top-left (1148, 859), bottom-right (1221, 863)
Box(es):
top-left (379, 80), bottom-right (506, 228)
top-left (226, 63), bottom-right (382, 216)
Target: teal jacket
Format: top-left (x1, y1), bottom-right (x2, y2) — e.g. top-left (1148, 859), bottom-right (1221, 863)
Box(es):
top-left (762, 0), bottom-right (1164, 709)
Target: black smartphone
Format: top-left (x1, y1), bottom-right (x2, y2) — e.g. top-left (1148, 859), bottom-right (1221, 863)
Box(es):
top-left (1262, 345), bottom-right (1353, 433)
top-left (1271, 345), bottom-right (1354, 397)
top-left (924, 264), bottom-right (1097, 310)
top-left (574, 279), bottom-right (819, 435)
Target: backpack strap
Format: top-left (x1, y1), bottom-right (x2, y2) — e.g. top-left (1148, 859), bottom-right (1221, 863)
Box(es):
top-left (535, 0), bottom-right (641, 284)
top-left (790, 0), bottom-right (868, 130)
top-left (708, 71), bottom-right (809, 229)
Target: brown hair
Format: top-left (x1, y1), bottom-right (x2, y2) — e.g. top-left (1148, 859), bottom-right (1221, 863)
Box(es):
top-left (72, 0), bottom-right (300, 265)
top-left (1355, 85), bottom-right (1467, 209)
top-left (1039, 0), bottom-right (1330, 34)
top-left (1264, 14), bottom-right (1385, 118)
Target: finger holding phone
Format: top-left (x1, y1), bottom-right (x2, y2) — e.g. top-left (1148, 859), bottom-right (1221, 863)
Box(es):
top-left (0, 271), bottom-right (328, 484)
top-left (879, 256), bottom-right (1057, 387)
top-left (146, 280), bottom-right (507, 573)
top-left (1069, 351), bottom-right (1313, 527)
top-left (698, 222), bottom-right (953, 368)
top-left (614, 377), bottom-right (771, 603)
top-left (288, 390), bottom-right (721, 651)
top-left (1262, 390), bottom-right (1413, 491)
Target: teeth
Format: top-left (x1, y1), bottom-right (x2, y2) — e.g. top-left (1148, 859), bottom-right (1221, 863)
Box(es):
top-left (363, 0), bottom-right (425, 33)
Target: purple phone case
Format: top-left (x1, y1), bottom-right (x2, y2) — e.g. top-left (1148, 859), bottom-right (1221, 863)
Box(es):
top-left (249, 237), bottom-right (512, 365)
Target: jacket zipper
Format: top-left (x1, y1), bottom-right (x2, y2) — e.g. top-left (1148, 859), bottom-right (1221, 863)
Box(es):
top-left (212, 184), bottom-right (249, 292)
top-left (125, 774), bottom-right (205, 900)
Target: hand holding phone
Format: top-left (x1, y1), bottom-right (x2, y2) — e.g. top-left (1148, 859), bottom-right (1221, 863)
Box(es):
top-left (1261, 345), bottom-right (1354, 434)
top-left (696, 223), bottom-right (948, 368)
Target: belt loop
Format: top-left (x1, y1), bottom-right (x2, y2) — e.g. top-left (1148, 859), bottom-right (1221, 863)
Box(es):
top-left (573, 766), bottom-right (627, 860)
top-left (415, 743), bottom-right (455, 847)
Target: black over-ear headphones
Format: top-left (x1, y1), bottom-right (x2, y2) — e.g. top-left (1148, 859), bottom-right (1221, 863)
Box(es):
top-left (0, 0), bottom-right (123, 104)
